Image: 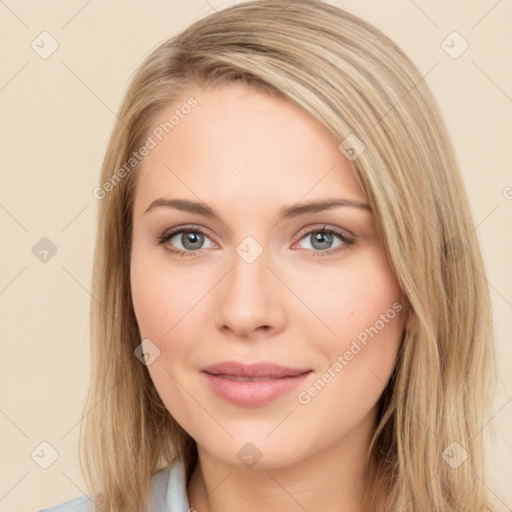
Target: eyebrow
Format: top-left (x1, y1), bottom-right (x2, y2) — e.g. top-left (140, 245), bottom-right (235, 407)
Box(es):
top-left (143, 197), bottom-right (371, 220)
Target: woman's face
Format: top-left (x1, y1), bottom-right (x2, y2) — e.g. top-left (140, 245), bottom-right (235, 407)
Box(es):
top-left (130, 81), bottom-right (404, 469)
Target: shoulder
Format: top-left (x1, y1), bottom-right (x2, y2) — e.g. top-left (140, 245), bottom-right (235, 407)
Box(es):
top-left (37, 494), bottom-right (93, 512)
top-left (37, 459), bottom-right (187, 511)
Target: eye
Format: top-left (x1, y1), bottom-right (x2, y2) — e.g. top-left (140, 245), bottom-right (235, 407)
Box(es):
top-left (155, 224), bottom-right (355, 258)
top-left (156, 225), bottom-right (215, 257)
top-left (293, 224), bottom-right (355, 258)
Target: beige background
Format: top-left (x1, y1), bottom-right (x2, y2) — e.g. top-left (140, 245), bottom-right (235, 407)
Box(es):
top-left (0, 1), bottom-right (511, 511)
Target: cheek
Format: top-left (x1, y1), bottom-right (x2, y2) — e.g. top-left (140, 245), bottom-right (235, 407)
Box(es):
top-left (297, 249), bottom-right (403, 408)
top-left (131, 273), bottom-right (168, 341)
top-left (298, 248), bottom-right (403, 345)
top-left (129, 247), bottom-right (208, 403)
top-left (130, 251), bottom-right (201, 420)
top-left (339, 252), bottom-right (403, 374)
top-left (130, 246), bottom-right (199, 342)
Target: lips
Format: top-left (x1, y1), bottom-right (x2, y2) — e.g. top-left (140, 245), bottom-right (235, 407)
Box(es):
top-left (201, 361), bottom-right (313, 407)
top-left (202, 361), bottom-right (311, 379)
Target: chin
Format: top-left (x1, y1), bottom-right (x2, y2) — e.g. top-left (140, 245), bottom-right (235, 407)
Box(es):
top-left (199, 437), bottom-right (306, 470)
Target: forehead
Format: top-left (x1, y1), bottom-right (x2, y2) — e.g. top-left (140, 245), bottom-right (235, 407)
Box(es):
top-left (133, 81), bottom-right (366, 216)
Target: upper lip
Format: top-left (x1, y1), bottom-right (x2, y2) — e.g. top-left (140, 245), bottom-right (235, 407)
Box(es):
top-left (202, 361), bottom-right (312, 378)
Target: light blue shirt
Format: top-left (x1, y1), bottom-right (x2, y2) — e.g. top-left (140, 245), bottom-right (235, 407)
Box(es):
top-left (38, 459), bottom-right (191, 512)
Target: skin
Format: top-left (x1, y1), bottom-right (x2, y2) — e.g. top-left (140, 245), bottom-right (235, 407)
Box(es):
top-left (130, 81), bottom-right (405, 512)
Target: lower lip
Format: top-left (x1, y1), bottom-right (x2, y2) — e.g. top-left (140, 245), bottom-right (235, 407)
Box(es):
top-left (203, 371), bottom-right (312, 407)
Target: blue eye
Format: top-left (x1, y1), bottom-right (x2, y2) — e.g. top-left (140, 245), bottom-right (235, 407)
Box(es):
top-left (157, 225), bottom-right (214, 257)
top-left (295, 225), bottom-right (354, 257)
top-left (156, 224), bottom-right (354, 258)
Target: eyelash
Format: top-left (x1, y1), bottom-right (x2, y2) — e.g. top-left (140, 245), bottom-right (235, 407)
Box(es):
top-left (155, 224), bottom-right (355, 258)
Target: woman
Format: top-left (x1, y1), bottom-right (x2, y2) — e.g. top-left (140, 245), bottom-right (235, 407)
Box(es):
top-left (40, 1), bottom-right (498, 511)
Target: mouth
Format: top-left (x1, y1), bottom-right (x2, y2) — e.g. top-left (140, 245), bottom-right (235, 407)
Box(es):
top-left (201, 360), bottom-right (311, 379)
top-left (201, 361), bottom-right (313, 407)
top-left (208, 374), bottom-right (307, 381)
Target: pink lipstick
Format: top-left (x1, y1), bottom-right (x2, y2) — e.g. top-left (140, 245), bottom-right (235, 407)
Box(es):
top-left (202, 361), bottom-right (312, 407)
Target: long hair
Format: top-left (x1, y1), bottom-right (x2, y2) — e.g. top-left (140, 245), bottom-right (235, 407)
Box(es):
top-left (80, 1), bottom-right (498, 510)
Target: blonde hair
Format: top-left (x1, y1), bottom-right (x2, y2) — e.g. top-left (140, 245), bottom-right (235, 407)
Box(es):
top-left (81, 1), bottom-right (498, 510)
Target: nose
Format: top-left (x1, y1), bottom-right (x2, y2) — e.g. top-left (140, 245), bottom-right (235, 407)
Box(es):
top-left (212, 247), bottom-right (286, 339)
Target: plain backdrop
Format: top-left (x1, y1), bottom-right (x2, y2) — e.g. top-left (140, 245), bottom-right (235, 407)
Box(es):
top-left (0, 1), bottom-right (511, 511)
